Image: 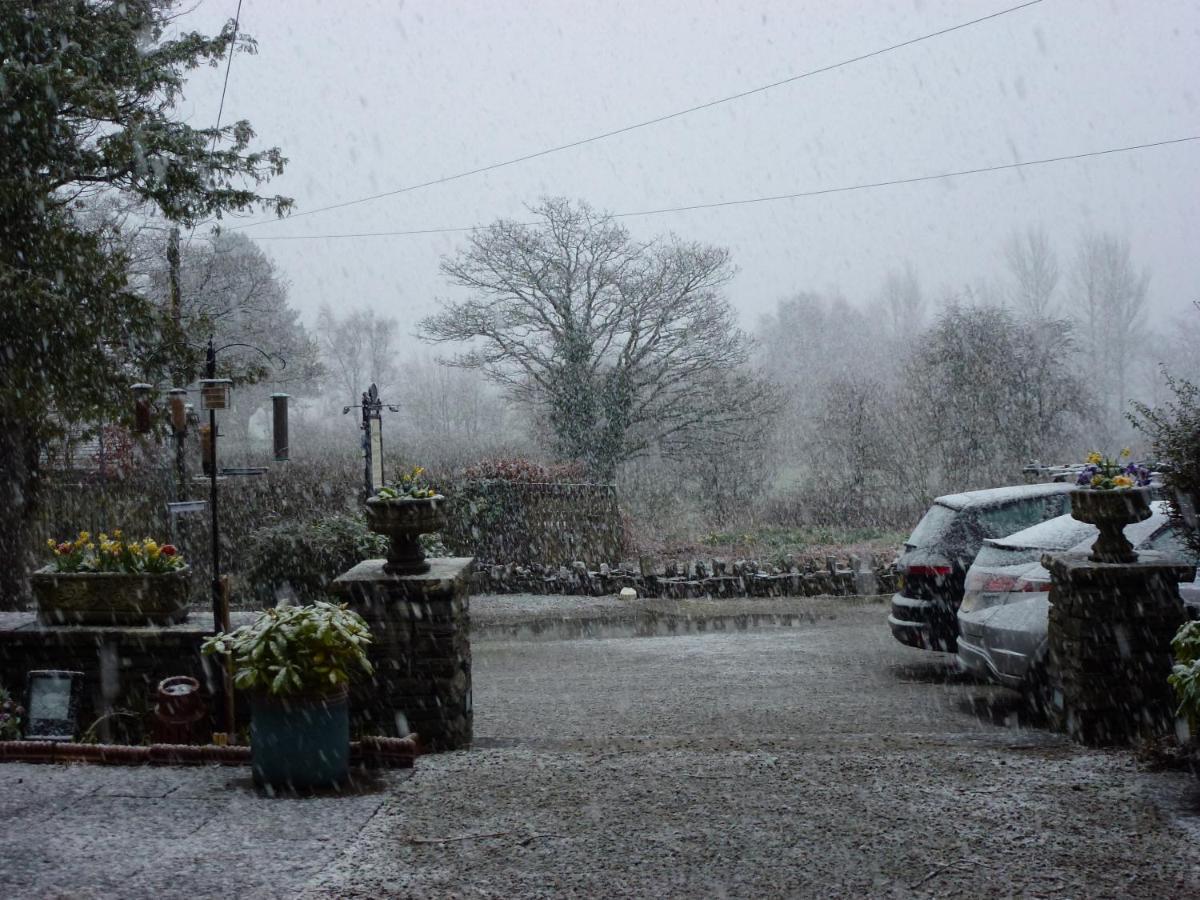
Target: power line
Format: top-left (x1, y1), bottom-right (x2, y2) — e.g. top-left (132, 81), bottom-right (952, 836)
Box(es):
top-left (183, 0), bottom-right (245, 254)
top-left (230, 0), bottom-right (1045, 231)
top-left (244, 134), bottom-right (1200, 241)
top-left (211, 0), bottom-right (245, 152)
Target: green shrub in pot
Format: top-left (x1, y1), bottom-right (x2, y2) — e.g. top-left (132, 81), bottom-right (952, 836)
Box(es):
top-left (203, 602), bottom-right (373, 789)
top-left (1170, 620), bottom-right (1200, 737)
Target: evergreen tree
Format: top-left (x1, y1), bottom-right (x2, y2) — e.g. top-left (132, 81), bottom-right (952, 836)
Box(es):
top-left (0, 1), bottom-right (290, 606)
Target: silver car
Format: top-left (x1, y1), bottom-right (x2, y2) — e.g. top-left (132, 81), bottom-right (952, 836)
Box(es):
top-left (956, 502), bottom-right (1200, 692)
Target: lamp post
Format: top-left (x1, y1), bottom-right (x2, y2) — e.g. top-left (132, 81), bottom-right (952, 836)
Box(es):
top-left (344, 383), bottom-right (400, 500)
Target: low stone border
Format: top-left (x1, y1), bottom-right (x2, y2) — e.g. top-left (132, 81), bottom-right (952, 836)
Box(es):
top-left (471, 558), bottom-right (897, 599)
top-left (0, 735), bottom-right (418, 768)
top-left (471, 593), bottom-right (891, 642)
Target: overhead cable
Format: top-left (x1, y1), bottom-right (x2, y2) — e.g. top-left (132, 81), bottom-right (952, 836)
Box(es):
top-left (244, 134), bottom-right (1200, 241)
top-left (230, 0), bottom-right (1046, 230)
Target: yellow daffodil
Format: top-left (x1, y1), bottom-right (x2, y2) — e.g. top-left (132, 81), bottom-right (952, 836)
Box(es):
top-left (1120, 448), bottom-right (1131, 458)
top-left (1086, 451), bottom-right (1102, 465)
top-left (46, 538), bottom-right (56, 549)
top-left (1113, 475), bottom-right (1134, 488)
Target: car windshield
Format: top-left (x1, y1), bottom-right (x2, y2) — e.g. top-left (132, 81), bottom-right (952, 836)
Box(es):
top-left (906, 503), bottom-right (958, 549)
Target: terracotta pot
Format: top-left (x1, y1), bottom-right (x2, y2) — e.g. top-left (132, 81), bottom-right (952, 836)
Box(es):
top-left (31, 566), bottom-right (192, 626)
top-left (1069, 487), bottom-right (1152, 563)
top-left (152, 676), bottom-right (208, 744)
top-left (364, 495), bottom-right (447, 575)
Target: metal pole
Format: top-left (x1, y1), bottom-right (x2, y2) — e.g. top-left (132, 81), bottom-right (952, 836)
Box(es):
top-left (206, 340), bottom-right (221, 633)
top-left (205, 338), bottom-right (235, 740)
top-left (361, 389), bottom-right (372, 501)
top-left (209, 405), bottom-right (220, 633)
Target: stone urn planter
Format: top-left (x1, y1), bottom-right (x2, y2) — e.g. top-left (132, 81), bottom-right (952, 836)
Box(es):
top-left (1069, 487), bottom-right (1152, 563)
top-left (31, 567), bottom-right (192, 626)
top-left (364, 495), bottom-right (447, 575)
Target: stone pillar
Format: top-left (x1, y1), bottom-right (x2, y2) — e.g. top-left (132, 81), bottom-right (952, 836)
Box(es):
top-left (1043, 553), bottom-right (1194, 746)
top-left (331, 557), bottom-right (474, 752)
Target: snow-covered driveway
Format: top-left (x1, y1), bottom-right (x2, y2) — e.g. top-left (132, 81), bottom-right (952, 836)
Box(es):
top-left (3, 597), bottom-right (1198, 898)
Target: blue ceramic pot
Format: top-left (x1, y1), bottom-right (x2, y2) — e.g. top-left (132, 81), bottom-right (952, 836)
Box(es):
top-left (250, 689), bottom-right (349, 790)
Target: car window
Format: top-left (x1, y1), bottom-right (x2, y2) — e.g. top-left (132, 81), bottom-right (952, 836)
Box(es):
top-left (907, 503), bottom-right (958, 548)
top-left (975, 495), bottom-right (1064, 539)
top-left (1143, 526), bottom-right (1200, 563)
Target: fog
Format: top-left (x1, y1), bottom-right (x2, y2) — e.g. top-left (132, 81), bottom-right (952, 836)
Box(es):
top-left (172, 0), bottom-right (1200, 330)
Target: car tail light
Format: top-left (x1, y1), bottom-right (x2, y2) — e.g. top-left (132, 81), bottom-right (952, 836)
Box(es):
top-left (981, 574), bottom-right (1050, 593)
top-left (981, 574), bottom-right (1018, 592)
top-left (906, 565), bottom-right (951, 577)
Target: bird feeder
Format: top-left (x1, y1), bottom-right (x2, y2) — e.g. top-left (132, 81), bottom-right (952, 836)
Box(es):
top-left (167, 388), bottom-right (188, 434)
top-left (199, 378), bottom-right (233, 411)
top-left (271, 393), bottom-right (290, 462)
top-left (131, 383), bottom-right (153, 433)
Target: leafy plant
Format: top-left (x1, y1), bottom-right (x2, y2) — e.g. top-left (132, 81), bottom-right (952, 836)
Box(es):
top-left (202, 602), bottom-right (373, 697)
top-left (242, 515), bottom-right (388, 606)
top-left (1169, 620), bottom-right (1200, 734)
top-left (0, 685), bottom-right (24, 740)
top-left (1132, 374), bottom-right (1200, 555)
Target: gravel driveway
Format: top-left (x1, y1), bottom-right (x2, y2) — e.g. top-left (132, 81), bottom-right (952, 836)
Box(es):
top-left (3, 595), bottom-right (1199, 898)
top-left (305, 597), bottom-right (1200, 898)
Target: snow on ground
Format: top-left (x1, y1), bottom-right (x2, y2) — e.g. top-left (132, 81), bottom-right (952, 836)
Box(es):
top-left (2, 597), bottom-right (1199, 898)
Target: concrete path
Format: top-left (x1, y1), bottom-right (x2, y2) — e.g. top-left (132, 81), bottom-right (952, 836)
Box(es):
top-left (2, 595), bottom-right (1199, 898)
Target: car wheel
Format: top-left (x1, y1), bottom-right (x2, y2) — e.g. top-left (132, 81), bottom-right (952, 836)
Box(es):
top-left (1023, 655), bottom-right (1058, 724)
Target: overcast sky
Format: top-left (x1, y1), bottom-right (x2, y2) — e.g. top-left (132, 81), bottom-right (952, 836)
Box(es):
top-left (174, 0), bottom-right (1200, 335)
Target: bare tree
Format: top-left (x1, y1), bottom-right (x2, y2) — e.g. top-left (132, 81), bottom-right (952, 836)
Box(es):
top-left (420, 198), bottom-right (779, 479)
top-left (316, 305), bottom-right (401, 404)
top-left (1004, 226), bottom-right (1059, 318)
top-left (143, 231), bottom-right (323, 444)
top-left (880, 263), bottom-right (924, 341)
top-left (904, 301), bottom-right (1088, 490)
top-left (1071, 231), bottom-right (1150, 437)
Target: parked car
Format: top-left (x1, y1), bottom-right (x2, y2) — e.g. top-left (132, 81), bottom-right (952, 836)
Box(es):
top-left (956, 502), bottom-right (1200, 695)
top-left (888, 483), bottom-right (1074, 652)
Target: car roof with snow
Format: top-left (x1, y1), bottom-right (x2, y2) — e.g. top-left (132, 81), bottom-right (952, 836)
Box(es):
top-left (934, 482), bottom-right (1074, 511)
top-left (986, 500), bottom-right (1170, 552)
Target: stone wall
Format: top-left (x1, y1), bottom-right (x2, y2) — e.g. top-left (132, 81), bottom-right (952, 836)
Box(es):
top-left (471, 555), bottom-right (896, 598)
top-left (0, 611), bottom-right (254, 742)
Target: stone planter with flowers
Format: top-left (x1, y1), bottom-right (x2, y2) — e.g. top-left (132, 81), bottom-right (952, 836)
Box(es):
top-left (1069, 450), bottom-right (1154, 563)
top-left (32, 530), bottom-right (190, 626)
top-left (364, 466), bottom-right (447, 575)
